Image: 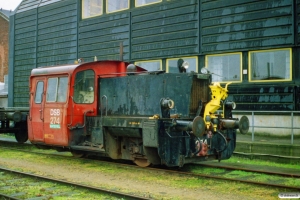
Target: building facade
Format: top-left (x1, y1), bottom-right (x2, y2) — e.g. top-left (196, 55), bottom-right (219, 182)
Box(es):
top-left (0, 9), bottom-right (11, 83)
top-left (8, 0), bottom-right (300, 111)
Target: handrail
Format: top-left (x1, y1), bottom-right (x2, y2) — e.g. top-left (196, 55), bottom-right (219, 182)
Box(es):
top-left (101, 95), bottom-right (108, 117)
top-left (68, 110), bottom-right (94, 130)
top-left (223, 110), bottom-right (300, 145)
top-left (67, 96), bottom-right (74, 129)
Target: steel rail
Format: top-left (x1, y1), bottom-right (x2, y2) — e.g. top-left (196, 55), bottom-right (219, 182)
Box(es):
top-left (0, 166), bottom-right (150, 200)
top-left (0, 193), bottom-right (21, 200)
top-left (171, 170), bottom-right (300, 190)
top-left (1, 139), bottom-right (299, 191)
top-left (195, 162), bottom-right (300, 178)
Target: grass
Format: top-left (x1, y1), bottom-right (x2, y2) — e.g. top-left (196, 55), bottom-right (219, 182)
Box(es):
top-left (0, 171), bottom-right (116, 199)
top-left (224, 156), bottom-right (300, 170)
top-left (0, 146), bottom-right (299, 199)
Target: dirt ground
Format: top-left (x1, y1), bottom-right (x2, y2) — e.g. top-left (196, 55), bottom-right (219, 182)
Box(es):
top-left (0, 153), bottom-right (262, 200)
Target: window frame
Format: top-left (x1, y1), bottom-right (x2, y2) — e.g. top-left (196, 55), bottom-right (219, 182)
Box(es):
top-left (166, 56), bottom-right (198, 73)
top-left (46, 77), bottom-right (68, 103)
top-left (73, 70), bottom-right (95, 104)
top-left (46, 78), bottom-right (58, 103)
top-left (135, 0), bottom-right (162, 7)
top-left (82, 0), bottom-right (103, 19)
top-left (134, 60), bottom-right (162, 71)
top-left (35, 81), bottom-right (44, 104)
top-left (248, 48), bottom-right (292, 83)
top-left (106, 0), bottom-right (129, 14)
top-left (205, 52), bottom-right (242, 83)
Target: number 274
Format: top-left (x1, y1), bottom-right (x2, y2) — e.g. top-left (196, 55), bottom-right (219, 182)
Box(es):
top-left (50, 117), bottom-right (60, 124)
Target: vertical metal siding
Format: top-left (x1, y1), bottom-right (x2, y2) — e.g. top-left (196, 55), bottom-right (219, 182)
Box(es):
top-left (297, 0), bottom-right (300, 44)
top-left (8, 15), bottom-right (15, 107)
top-left (201, 0), bottom-right (294, 53)
top-left (14, 9), bottom-right (37, 107)
top-left (16, 0), bottom-right (40, 13)
top-left (13, 0), bottom-right (76, 106)
top-left (37, 0), bottom-right (77, 67)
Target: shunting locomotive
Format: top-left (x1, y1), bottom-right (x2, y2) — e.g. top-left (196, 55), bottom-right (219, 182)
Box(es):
top-left (2, 60), bottom-right (249, 167)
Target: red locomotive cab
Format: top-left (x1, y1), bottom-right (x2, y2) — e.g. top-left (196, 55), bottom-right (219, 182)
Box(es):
top-left (28, 64), bottom-right (79, 147)
top-left (28, 61), bottom-right (143, 149)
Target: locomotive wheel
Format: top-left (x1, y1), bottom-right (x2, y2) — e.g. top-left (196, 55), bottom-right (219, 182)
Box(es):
top-left (15, 131), bottom-right (28, 143)
top-left (133, 158), bottom-right (151, 167)
top-left (71, 150), bottom-right (86, 158)
top-left (14, 122), bottom-right (28, 144)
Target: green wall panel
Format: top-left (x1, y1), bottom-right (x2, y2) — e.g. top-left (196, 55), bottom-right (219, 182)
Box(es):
top-left (131, 0), bottom-right (198, 60)
top-left (201, 0), bottom-right (294, 53)
top-left (37, 0), bottom-right (77, 67)
top-left (14, 9), bottom-right (36, 107)
top-left (78, 13), bottom-right (130, 61)
top-left (13, 0), bottom-right (77, 106)
top-left (10, 0), bottom-right (300, 108)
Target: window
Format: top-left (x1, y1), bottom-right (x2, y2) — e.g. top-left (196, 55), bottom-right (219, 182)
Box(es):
top-left (82, 0), bottom-right (103, 19)
top-left (249, 48), bottom-right (292, 82)
top-left (35, 81), bottom-right (44, 104)
top-left (135, 0), bottom-right (161, 7)
top-left (205, 53), bottom-right (242, 83)
top-left (107, 0), bottom-right (129, 13)
top-left (57, 78), bottom-right (68, 102)
top-left (74, 70), bottom-right (95, 104)
top-left (167, 57), bottom-right (198, 73)
top-left (46, 77), bottom-right (68, 103)
top-left (135, 60), bottom-right (161, 71)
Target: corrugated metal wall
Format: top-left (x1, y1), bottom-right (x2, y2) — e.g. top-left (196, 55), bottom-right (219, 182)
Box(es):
top-left (37, 0), bottom-right (77, 67)
top-left (14, 3), bottom-right (37, 106)
top-left (12, 0), bottom-right (77, 107)
top-left (10, 0), bottom-right (300, 107)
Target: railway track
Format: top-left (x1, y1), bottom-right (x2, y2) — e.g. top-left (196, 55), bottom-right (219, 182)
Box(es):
top-left (0, 166), bottom-right (149, 200)
top-left (1, 138), bottom-right (299, 193)
top-left (195, 162), bottom-right (300, 178)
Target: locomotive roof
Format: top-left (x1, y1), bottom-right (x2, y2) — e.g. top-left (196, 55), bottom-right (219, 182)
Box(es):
top-left (30, 60), bottom-right (133, 77)
top-left (31, 64), bottom-right (79, 76)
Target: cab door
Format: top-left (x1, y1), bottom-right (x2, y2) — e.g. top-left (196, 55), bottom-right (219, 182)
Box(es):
top-left (43, 76), bottom-right (69, 146)
top-left (28, 77), bottom-right (46, 142)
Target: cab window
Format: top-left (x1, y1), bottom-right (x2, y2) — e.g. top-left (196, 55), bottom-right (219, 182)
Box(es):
top-left (35, 81), bottom-right (44, 103)
top-left (74, 70), bottom-right (95, 104)
top-left (46, 77), bottom-right (68, 103)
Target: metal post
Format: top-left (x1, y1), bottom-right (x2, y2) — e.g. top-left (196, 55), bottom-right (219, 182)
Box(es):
top-left (252, 111), bottom-right (254, 142)
top-left (291, 112), bottom-right (294, 145)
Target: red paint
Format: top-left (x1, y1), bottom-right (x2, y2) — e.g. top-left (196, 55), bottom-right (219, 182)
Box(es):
top-left (28, 61), bottom-right (145, 146)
